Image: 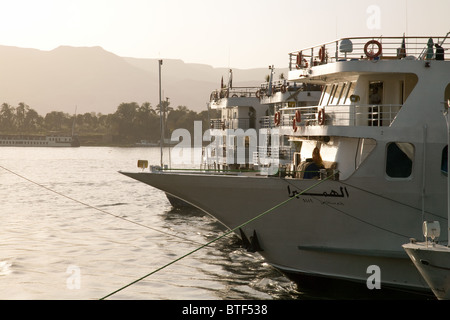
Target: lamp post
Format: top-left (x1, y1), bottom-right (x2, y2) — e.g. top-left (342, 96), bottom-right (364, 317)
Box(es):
top-left (159, 59), bottom-right (163, 168)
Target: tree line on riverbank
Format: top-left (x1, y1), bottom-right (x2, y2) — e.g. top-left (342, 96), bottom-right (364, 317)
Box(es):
top-left (0, 101), bottom-right (219, 145)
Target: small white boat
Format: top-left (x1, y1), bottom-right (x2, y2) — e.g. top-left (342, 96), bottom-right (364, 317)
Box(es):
top-left (403, 222), bottom-right (450, 300)
top-left (403, 101), bottom-right (450, 300)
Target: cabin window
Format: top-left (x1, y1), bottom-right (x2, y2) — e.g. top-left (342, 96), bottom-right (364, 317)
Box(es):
top-left (343, 82), bottom-right (355, 104)
top-left (369, 81), bottom-right (383, 104)
top-left (320, 84), bottom-right (337, 106)
top-left (330, 84), bottom-right (340, 105)
top-left (336, 83), bottom-right (347, 105)
top-left (386, 142), bottom-right (414, 178)
top-left (319, 85), bottom-right (328, 105)
top-left (442, 145), bottom-right (448, 175)
top-left (329, 85), bottom-right (338, 105)
top-left (330, 83), bottom-right (345, 105)
top-left (369, 81), bottom-right (384, 126)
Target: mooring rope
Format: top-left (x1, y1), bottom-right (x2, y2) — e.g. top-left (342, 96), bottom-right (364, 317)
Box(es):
top-left (99, 171), bottom-right (339, 300)
top-left (0, 165), bottom-right (204, 245)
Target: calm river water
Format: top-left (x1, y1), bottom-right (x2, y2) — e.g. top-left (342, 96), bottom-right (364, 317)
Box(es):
top-left (0, 146), bottom-right (301, 300)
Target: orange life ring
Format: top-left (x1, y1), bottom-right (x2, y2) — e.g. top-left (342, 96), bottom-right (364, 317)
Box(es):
top-left (296, 52), bottom-right (302, 69)
top-left (296, 52), bottom-right (308, 69)
top-left (364, 40), bottom-right (382, 59)
top-left (295, 110), bottom-right (301, 123)
top-left (292, 117), bottom-right (298, 132)
top-left (255, 90), bottom-right (260, 98)
top-left (318, 108), bottom-right (325, 125)
top-left (274, 111), bottom-right (281, 126)
top-left (318, 45), bottom-right (326, 62)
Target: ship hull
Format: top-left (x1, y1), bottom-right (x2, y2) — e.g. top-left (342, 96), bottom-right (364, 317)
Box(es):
top-left (120, 170), bottom-right (441, 296)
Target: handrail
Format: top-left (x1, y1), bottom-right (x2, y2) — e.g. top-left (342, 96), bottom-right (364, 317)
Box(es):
top-left (289, 35), bottom-right (450, 70)
top-left (209, 86), bottom-right (261, 101)
top-left (277, 104), bottom-right (403, 127)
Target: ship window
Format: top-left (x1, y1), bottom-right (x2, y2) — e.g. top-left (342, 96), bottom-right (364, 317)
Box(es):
top-left (386, 142), bottom-right (414, 178)
top-left (321, 84), bottom-right (336, 106)
top-left (343, 82), bottom-right (355, 104)
top-left (330, 83), bottom-right (343, 105)
top-left (336, 83), bottom-right (347, 105)
top-left (442, 145), bottom-right (448, 176)
top-left (328, 84), bottom-right (338, 105)
top-left (369, 81), bottom-right (383, 104)
top-left (319, 85), bottom-right (328, 105)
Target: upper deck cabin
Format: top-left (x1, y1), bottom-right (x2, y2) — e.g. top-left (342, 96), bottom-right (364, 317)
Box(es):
top-left (208, 86), bottom-right (268, 131)
top-left (281, 35), bottom-right (450, 132)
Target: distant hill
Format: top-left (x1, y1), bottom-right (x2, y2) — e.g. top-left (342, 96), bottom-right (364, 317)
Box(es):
top-left (0, 45), bottom-right (288, 115)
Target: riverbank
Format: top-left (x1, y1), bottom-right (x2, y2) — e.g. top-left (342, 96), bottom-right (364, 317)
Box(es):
top-left (78, 133), bottom-right (156, 147)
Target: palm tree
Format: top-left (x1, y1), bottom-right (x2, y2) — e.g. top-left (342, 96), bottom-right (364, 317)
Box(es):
top-left (16, 102), bottom-right (30, 131)
top-left (139, 102), bottom-right (156, 115)
top-left (0, 103), bottom-right (15, 132)
top-left (23, 108), bottom-right (42, 133)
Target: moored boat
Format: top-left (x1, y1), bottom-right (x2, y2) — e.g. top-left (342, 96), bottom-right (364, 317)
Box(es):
top-left (121, 34), bottom-right (450, 297)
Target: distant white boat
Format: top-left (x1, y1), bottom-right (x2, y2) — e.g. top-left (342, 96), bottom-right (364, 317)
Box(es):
top-left (0, 134), bottom-right (80, 147)
top-left (135, 140), bottom-right (158, 147)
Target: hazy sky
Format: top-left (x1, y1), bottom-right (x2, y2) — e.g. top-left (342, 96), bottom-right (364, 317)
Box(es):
top-left (0, 0), bottom-right (449, 69)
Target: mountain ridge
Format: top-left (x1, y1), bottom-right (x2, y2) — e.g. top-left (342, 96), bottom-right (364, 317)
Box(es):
top-left (0, 45), bottom-right (288, 115)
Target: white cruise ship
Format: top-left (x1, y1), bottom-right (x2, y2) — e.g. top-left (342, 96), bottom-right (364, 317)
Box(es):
top-left (0, 134), bottom-right (80, 147)
top-left (121, 34), bottom-right (450, 297)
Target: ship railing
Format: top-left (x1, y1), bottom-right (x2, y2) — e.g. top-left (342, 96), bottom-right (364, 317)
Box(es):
top-left (209, 86), bottom-right (261, 102)
top-left (253, 146), bottom-right (293, 165)
top-left (258, 82), bottom-right (322, 97)
top-left (260, 79), bottom-right (287, 88)
top-left (260, 116), bottom-right (275, 128)
top-left (210, 118), bottom-right (252, 130)
top-left (279, 104), bottom-right (403, 127)
top-left (210, 119), bottom-right (224, 129)
top-left (289, 35), bottom-right (450, 71)
top-left (228, 118), bottom-right (251, 130)
top-left (253, 146), bottom-right (278, 165)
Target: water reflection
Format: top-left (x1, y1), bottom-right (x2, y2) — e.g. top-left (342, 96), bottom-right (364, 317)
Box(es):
top-left (162, 205), bottom-right (302, 300)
